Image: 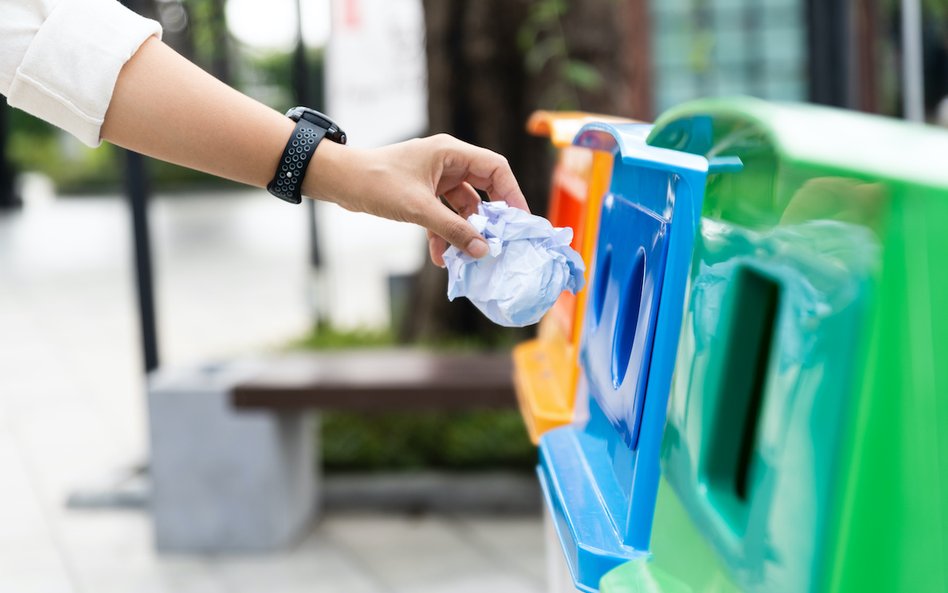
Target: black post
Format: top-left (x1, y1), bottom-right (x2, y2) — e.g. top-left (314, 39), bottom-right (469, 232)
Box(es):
top-left (125, 150), bottom-right (160, 373)
top-left (65, 148), bottom-right (158, 510)
top-left (294, 0), bottom-right (321, 272)
top-left (0, 96), bottom-right (21, 210)
top-left (65, 0), bottom-right (159, 509)
top-left (807, 0), bottom-right (855, 108)
top-left (120, 0), bottom-right (159, 374)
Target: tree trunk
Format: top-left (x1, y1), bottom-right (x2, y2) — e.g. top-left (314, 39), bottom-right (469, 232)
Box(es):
top-left (400, 0), bottom-right (628, 345)
top-left (619, 0), bottom-right (654, 120)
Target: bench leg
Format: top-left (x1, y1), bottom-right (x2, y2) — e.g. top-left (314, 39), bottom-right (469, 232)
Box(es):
top-left (148, 361), bottom-right (318, 552)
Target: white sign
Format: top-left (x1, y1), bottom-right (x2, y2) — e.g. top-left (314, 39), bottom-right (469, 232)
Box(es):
top-left (318, 0), bottom-right (429, 330)
top-left (326, 0), bottom-right (428, 147)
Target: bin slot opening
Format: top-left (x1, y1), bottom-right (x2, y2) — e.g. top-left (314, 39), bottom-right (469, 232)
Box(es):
top-left (612, 250), bottom-right (646, 387)
top-left (709, 268), bottom-right (780, 504)
top-left (593, 247), bottom-right (613, 325)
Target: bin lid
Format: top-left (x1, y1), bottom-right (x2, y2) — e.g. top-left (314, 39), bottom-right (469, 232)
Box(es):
top-left (527, 110), bottom-right (636, 147)
top-left (650, 96), bottom-right (948, 190)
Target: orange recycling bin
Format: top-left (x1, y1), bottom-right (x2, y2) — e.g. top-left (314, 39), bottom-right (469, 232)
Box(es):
top-left (513, 111), bottom-right (631, 443)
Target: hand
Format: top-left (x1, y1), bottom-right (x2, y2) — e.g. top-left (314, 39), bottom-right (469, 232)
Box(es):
top-left (302, 134), bottom-right (530, 266)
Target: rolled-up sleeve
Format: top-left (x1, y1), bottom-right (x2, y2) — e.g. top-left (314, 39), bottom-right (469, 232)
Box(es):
top-left (0, 0), bottom-right (162, 146)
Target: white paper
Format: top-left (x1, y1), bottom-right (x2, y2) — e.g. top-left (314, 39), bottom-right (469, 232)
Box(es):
top-left (444, 201), bottom-right (585, 327)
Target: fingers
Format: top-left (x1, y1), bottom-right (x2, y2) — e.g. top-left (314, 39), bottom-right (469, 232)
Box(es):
top-left (414, 135), bottom-right (528, 267)
top-left (454, 145), bottom-right (530, 213)
top-left (418, 199), bottom-right (488, 265)
top-left (426, 184), bottom-right (482, 267)
top-left (442, 182), bottom-right (482, 218)
top-left (433, 135), bottom-right (530, 213)
top-left (428, 231), bottom-right (449, 267)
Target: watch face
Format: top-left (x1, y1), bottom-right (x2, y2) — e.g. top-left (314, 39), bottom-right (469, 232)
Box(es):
top-left (285, 107), bottom-right (346, 143)
top-left (299, 109), bottom-right (335, 129)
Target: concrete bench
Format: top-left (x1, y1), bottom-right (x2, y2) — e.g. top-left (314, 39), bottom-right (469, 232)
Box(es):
top-left (148, 349), bottom-right (515, 553)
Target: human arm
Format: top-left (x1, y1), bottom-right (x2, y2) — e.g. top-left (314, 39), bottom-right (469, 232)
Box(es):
top-left (102, 37), bottom-right (529, 264)
top-left (2, 0), bottom-right (528, 264)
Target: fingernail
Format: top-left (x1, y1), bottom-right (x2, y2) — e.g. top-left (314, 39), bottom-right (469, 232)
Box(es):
top-left (466, 238), bottom-right (489, 258)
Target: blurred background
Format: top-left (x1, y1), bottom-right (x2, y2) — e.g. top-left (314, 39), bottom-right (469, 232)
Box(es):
top-left (0, 0), bottom-right (945, 592)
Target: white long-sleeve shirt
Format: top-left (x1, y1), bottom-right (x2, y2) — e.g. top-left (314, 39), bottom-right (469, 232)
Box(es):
top-left (0, 0), bottom-right (162, 146)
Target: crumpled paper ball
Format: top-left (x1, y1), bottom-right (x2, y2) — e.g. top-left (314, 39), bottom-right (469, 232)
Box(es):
top-left (443, 201), bottom-right (585, 327)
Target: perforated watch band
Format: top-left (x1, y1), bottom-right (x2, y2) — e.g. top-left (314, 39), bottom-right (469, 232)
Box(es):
top-left (266, 121), bottom-right (328, 204)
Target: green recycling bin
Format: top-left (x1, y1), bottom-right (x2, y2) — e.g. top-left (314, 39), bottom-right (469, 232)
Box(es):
top-left (599, 97), bottom-right (948, 593)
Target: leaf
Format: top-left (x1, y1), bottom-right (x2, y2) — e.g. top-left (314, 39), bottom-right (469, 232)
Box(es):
top-left (525, 37), bottom-right (567, 73)
top-left (533, 0), bottom-right (567, 22)
top-left (563, 59), bottom-right (604, 91)
top-left (517, 24), bottom-right (540, 53)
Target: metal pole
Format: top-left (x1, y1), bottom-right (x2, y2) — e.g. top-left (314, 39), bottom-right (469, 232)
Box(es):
top-left (66, 0), bottom-right (158, 510)
top-left (901, 0), bottom-right (925, 121)
top-left (0, 96), bottom-right (21, 210)
top-left (118, 0), bottom-right (159, 373)
top-left (294, 0), bottom-right (320, 268)
top-left (295, 0), bottom-right (326, 326)
top-left (66, 152), bottom-right (156, 509)
top-left (125, 150), bottom-right (160, 373)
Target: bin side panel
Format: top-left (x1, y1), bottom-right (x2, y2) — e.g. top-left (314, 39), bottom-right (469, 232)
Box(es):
top-left (825, 186), bottom-right (948, 593)
top-left (651, 105), bottom-right (892, 593)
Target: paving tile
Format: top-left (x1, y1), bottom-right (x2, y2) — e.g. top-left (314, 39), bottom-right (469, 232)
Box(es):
top-left (57, 513), bottom-right (226, 593)
top-left (0, 192), bottom-right (546, 593)
top-left (209, 532), bottom-right (383, 593)
top-left (451, 516), bottom-right (547, 584)
top-left (321, 514), bottom-right (485, 587)
top-left (0, 428), bottom-right (76, 593)
top-left (411, 573), bottom-right (543, 593)
top-left (321, 513), bottom-right (542, 593)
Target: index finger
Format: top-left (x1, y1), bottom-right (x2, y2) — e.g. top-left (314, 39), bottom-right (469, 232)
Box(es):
top-left (456, 145), bottom-right (531, 213)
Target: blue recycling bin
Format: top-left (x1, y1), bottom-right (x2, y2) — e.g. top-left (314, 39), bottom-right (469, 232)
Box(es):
top-left (537, 122), bottom-right (742, 592)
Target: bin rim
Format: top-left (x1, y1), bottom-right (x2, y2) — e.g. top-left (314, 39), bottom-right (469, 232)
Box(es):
top-left (574, 122), bottom-right (711, 176)
top-left (527, 110), bottom-right (636, 148)
top-left (649, 96), bottom-right (948, 190)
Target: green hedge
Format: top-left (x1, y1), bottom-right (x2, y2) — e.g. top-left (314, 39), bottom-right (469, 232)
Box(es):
top-left (321, 410), bottom-right (536, 472)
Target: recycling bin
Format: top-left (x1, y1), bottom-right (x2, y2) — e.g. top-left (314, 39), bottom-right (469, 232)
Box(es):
top-left (514, 111), bottom-right (631, 443)
top-left (597, 97), bottom-right (948, 593)
top-left (538, 121), bottom-right (742, 592)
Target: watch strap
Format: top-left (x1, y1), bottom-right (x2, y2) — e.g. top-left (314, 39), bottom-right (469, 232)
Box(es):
top-left (266, 120), bottom-right (327, 204)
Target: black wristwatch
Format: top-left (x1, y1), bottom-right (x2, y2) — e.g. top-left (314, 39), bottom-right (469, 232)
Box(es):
top-left (267, 107), bottom-right (347, 204)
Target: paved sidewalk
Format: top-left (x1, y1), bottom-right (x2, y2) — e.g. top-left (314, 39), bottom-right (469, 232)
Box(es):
top-left (0, 184), bottom-right (545, 593)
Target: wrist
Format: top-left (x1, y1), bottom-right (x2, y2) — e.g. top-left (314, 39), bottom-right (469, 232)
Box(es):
top-left (301, 139), bottom-right (350, 202)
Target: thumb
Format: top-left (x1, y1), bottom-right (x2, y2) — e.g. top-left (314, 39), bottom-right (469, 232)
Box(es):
top-left (421, 200), bottom-right (489, 259)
